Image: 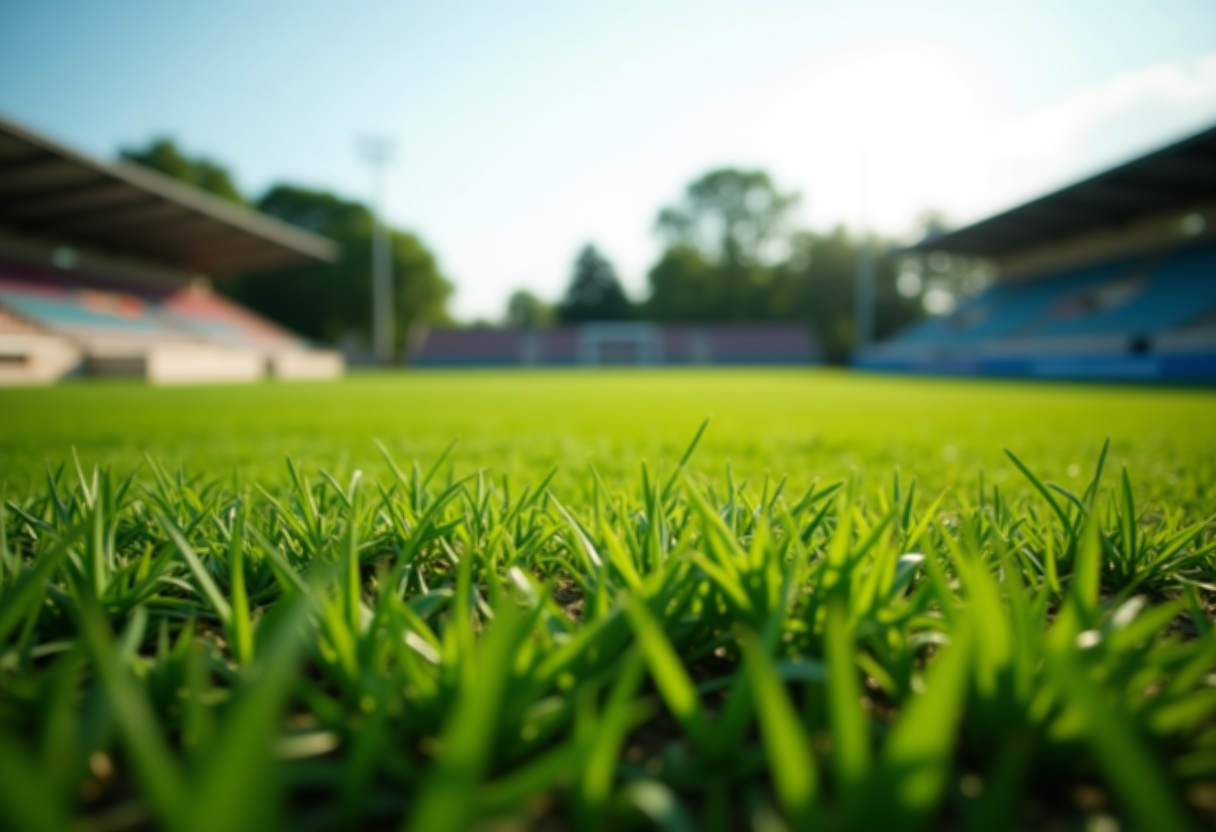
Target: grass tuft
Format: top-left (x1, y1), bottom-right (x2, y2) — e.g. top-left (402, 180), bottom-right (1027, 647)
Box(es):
top-left (2, 374), bottom-right (1216, 830)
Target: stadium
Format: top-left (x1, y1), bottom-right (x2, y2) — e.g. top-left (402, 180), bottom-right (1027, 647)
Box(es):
top-left (0, 114), bottom-right (343, 385)
top-left (4, 5), bottom-right (1216, 828)
top-left (858, 123), bottom-right (1216, 381)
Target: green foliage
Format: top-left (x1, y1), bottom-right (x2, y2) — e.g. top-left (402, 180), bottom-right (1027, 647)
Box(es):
top-left (783, 228), bottom-right (921, 362)
top-left (647, 169), bottom-right (802, 327)
top-left (645, 171), bottom-right (923, 359)
top-left (118, 137), bottom-right (453, 354)
top-left (121, 137), bottom-right (246, 204)
top-left (220, 185), bottom-right (453, 355)
top-left (896, 211), bottom-right (996, 316)
top-left (2, 413), bottom-right (1215, 830)
top-left (655, 169), bottom-right (799, 270)
top-left (644, 245), bottom-right (722, 323)
top-left (559, 244), bottom-right (632, 323)
top-left (506, 289), bottom-right (557, 328)
top-left (3, 371), bottom-right (1216, 506)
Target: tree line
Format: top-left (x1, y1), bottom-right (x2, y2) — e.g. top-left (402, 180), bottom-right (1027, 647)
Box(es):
top-left (120, 139), bottom-right (452, 361)
top-left (122, 140), bottom-right (989, 364)
top-left (510, 168), bottom-right (990, 362)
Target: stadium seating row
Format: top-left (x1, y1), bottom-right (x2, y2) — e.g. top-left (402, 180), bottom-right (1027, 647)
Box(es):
top-left (858, 239), bottom-right (1216, 381)
top-left (896, 240), bottom-right (1216, 346)
top-left (0, 257), bottom-right (302, 346)
top-left (0, 256), bottom-right (340, 384)
top-left (412, 323), bottom-right (818, 366)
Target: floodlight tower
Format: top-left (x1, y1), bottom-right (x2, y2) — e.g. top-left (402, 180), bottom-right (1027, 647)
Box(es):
top-left (358, 137), bottom-right (396, 363)
top-left (854, 149), bottom-right (875, 352)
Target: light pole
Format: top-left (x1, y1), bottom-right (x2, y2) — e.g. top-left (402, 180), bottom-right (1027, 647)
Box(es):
top-left (854, 148), bottom-right (875, 354)
top-left (359, 137), bottom-right (395, 364)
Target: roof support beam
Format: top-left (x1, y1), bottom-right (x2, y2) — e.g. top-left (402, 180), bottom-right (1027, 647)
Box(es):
top-left (0, 182), bottom-right (146, 223)
top-left (0, 158), bottom-right (97, 196)
top-left (911, 124), bottom-right (1216, 257)
top-left (0, 114), bottom-right (336, 274)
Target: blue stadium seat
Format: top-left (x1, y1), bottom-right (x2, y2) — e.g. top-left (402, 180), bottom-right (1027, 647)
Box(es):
top-left (893, 256), bottom-right (1140, 345)
top-left (0, 288), bottom-right (178, 335)
top-left (1, 257), bottom-right (303, 349)
top-left (885, 240), bottom-right (1216, 348)
top-left (1031, 241), bottom-right (1216, 337)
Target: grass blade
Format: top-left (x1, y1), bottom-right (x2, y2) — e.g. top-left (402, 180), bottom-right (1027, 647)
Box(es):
top-left (406, 600), bottom-right (527, 832)
top-left (741, 631), bottom-right (818, 826)
top-left (623, 596), bottom-right (712, 751)
top-left (157, 513), bottom-right (233, 624)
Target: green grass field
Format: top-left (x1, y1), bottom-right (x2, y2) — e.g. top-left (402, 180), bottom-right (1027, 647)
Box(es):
top-left (2, 370), bottom-right (1216, 831)
top-left (4, 370), bottom-right (1216, 500)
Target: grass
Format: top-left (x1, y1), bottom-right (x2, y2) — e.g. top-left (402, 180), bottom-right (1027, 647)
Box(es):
top-left (2, 369), bottom-right (1216, 830)
top-left (3, 369), bottom-right (1216, 501)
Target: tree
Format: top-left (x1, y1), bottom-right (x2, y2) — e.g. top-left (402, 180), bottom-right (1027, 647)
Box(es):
top-left (648, 169), bottom-right (800, 322)
top-left (655, 168), bottom-right (800, 270)
top-left (117, 137), bottom-right (454, 358)
top-left (504, 290), bottom-right (554, 328)
top-left (120, 138), bottom-right (245, 204)
top-left (895, 210), bottom-right (996, 317)
top-left (558, 245), bottom-right (631, 323)
top-left (775, 227), bottom-right (920, 363)
top-left (643, 245), bottom-right (721, 322)
top-left (641, 167), bottom-right (941, 361)
top-left (781, 228), bottom-right (857, 361)
top-left (220, 185), bottom-right (452, 359)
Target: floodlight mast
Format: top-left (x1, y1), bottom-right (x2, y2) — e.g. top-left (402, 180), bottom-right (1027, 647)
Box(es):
top-left (854, 149), bottom-right (875, 352)
top-left (359, 137), bottom-right (396, 364)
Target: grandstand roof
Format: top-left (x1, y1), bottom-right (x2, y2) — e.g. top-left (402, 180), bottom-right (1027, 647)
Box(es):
top-left (913, 123), bottom-right (1216, 257)
top-left (0, 114), bottom-right (336, 275)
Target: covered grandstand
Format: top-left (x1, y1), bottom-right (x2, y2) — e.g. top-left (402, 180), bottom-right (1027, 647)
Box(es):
top-left (858, 123), bottom-right (1216, 381)
top-left (0, 114), bottom-right (343, 385)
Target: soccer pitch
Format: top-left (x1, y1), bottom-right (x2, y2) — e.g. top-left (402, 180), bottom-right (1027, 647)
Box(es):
top-left (3, 369), bottom-right (1216, 831)
top-left (3, 369), bottom-right (1215, 498)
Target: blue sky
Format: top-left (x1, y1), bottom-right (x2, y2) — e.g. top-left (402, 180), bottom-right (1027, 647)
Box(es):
top-left (2, 0), bottom-right (1215, 319)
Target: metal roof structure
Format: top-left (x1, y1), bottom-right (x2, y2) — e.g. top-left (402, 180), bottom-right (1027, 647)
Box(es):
top-left (912, 123), bottom-right (1216, 257)
top-left (0, 114), bottom-right (337, 275)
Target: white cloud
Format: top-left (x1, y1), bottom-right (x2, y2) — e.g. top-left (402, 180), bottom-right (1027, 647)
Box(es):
top-left (441, 47), bottom-right (1216, 320)
top-left (944, 51), bottom-right (1216, 227)
top-left (1004, 53), bottom-right (1216, 160)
